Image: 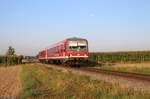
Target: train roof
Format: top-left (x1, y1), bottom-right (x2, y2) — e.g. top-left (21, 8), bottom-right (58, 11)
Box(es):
top-left (39, 37), bottom-right (88, 52)
top-left (67, 37), bottom-right (87, 41)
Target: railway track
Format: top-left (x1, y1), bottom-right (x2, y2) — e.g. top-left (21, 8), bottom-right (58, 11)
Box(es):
top-left (77, 67), bottom-right (150, 82)
top-left (47, 64), bottom-right (150, 82)
top-left (38, 63), bottom-right (150, 83)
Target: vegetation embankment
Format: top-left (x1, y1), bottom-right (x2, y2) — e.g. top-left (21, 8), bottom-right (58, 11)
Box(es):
top-left (89, 51), bottom-right (150, 74)
top-left (21, 64), bottom-right (150, 99)
top-left (90, 51), bottom-right (150, 63)
top-left (95, 63), bottom-right (150, 75)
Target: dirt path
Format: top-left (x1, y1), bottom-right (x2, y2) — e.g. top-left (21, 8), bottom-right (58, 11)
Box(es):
top-left (0, 66), bottom-right (22, 99)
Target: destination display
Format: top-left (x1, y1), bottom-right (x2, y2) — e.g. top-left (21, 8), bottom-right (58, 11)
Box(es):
top-left (69, 41), bottom-right (87, 46)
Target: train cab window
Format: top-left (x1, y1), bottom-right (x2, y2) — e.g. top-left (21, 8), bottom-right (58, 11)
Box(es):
top-left (68, 40), bottom-right (88, 52)
top-left (69, 45), bottom-right (87, 52)
top-left (79, 46), bottom-right (87, 52)
top-left (72, 46), bottom-right (78, 51)
top-left (69, 46), bottom-right (72, 51)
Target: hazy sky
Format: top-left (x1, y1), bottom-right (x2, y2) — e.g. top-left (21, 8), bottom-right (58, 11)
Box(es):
top-left (0, 0), bottom-right (150, 55)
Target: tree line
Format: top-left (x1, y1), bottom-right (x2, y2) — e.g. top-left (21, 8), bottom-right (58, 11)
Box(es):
top-left (0, 46), bottom-right (23, 65)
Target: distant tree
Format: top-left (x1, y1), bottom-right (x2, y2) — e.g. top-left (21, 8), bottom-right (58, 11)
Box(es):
top-left (6, 46), bottom-right (15, 56)
top-left (4, 46), bottom-right (23, 66)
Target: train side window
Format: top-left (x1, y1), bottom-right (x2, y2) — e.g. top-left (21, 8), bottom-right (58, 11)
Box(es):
top-left (61, 45), bottom-right (63, 52)
top-left (57, 46), bottom-right (59, 52)
top-left (64, 45), bottom-right (66, 52)
top-left (55, 47), bottom-right (56, 52)
top-left (57, 46), bottom-right (60, 52)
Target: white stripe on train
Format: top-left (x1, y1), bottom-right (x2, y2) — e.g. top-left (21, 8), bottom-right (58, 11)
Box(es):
top-left (39, 56), bottom-right (88, 60)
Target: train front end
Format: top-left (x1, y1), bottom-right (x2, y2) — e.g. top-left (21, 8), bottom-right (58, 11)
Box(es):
top-left (66, 38), bottom-right (89, 65)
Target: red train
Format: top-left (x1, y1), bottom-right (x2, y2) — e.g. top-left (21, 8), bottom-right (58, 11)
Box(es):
top-left (38, 37), bottom-right (89, 65)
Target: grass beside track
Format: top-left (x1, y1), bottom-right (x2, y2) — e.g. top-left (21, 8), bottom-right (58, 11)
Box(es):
top-left (96, 63), bottom-right (150, 75)
top-left (21, 64), bottom-right (150, 99)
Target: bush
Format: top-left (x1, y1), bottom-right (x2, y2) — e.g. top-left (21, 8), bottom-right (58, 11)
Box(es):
top-left (0, 56), bottom-right (3, 64)
top-left (0, 55), bottom-right (23, 65)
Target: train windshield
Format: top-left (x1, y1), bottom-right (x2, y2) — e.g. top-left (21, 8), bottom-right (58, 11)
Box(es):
top-left (68, 40), bottom-right (88, 52)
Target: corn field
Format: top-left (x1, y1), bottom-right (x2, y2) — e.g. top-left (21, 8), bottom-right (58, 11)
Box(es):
top-left (90, 51), bottom-right (150, 63)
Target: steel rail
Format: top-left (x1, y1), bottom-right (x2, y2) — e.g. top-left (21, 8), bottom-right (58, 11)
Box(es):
top-left (77, 67), bottom-right (150, 82)
top-left (44, 63), bottom-right (150, 82)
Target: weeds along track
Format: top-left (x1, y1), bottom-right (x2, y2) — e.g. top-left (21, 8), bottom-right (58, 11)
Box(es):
top-left (44, 64), bottom-right (150, 82)
top-left (78, 67), bottom-right (150, 82)
top-left (39, 63), bottom-right (150, 91)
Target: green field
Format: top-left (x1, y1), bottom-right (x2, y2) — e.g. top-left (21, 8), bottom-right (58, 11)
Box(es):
top-left (96, 63), bottom-right (150, 75)
top-left (90, 51), bottom-right (150, 63)
top-left (89, 51), bottom-right (150, 74)
top-left (21, 64), bottom-right (150, 99)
